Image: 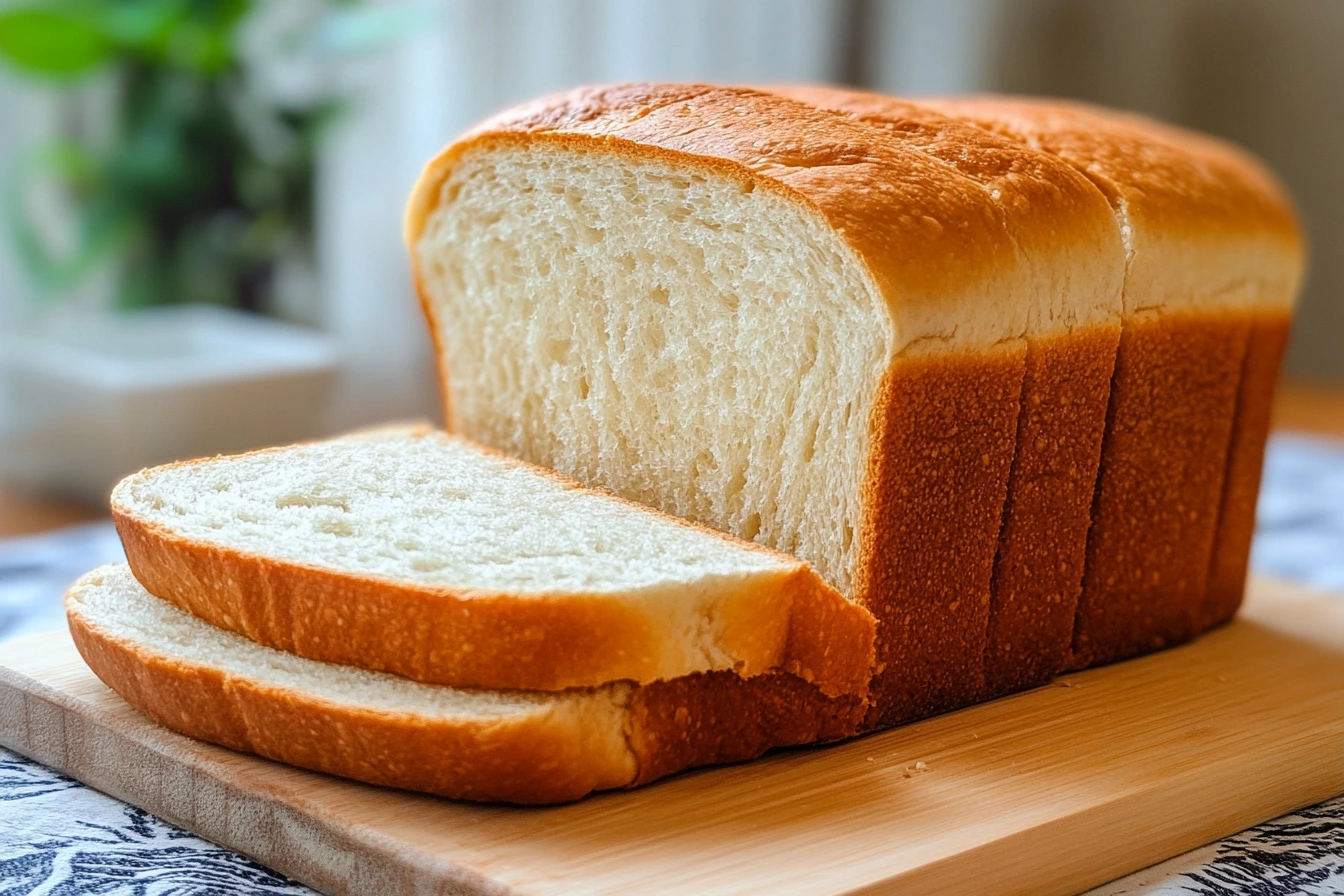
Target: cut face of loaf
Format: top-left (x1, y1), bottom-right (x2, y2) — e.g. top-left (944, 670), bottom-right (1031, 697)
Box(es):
top-left (111, 428), bottom-right (875, 694)
top-left (68, 565), bottom-right (866, 804)
top-left (407, 84), bottom-right (1125, 726)
top-left (927, 97), bottom-right (1304, 667)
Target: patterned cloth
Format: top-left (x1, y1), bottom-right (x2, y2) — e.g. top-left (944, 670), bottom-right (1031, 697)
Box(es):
top-left (2, 434), bottom-right (1343, 895)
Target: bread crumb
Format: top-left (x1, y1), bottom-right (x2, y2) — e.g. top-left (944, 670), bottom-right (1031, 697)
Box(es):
top-left (902, 760), bottom-right (929, 778)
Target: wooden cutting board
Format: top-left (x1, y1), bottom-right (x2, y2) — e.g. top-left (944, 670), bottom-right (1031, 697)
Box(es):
top-left (3, 576), bottom-right (1343, 896)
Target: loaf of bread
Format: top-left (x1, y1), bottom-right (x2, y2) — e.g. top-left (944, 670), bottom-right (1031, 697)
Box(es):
top-left (926, 97), bottom-right (1304, 666)
top-left (67, 83), bottom-right (1303, 805)
top-left (68, 566), bottom-right (865, 804)
top-left (112, 427), bottom-right (874, 694)
top-left (406, 83), bottom-right (1129, 726)
top-left (408, 84), bottom-right (1301, 702)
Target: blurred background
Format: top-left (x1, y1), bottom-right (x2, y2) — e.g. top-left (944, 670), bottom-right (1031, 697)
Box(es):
top-left (0, 0), bottom-right (1341, 517)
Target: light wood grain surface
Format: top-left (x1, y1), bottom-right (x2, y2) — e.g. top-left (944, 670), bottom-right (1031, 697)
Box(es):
top-left (1272, 381), bottom-right (1344, 437)
top-left (0, 485), bottom-right (102, 538)
top-left (2, 577), bottom-right (1341, 896)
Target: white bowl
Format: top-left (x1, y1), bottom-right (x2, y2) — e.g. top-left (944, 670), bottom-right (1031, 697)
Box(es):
top-left (0, 305), bottom-right (339, 502)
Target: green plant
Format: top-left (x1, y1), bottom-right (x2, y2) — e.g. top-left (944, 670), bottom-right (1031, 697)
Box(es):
top-left (0, 0), bottom-right (341, 310)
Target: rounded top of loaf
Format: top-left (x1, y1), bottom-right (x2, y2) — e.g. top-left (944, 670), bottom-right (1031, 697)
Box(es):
top-left (406, 83), bottom-right (1130, 351)
top-left (925, 95), bottom-right (1305, 310)
top-left (767, 84), bottom-right (1127, 333)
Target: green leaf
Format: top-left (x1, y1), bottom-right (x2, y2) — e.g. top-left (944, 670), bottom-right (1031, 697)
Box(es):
top-left (95, 0), bottom-right (186, 56)
top-left (0, 7), bottom-right (109, 78)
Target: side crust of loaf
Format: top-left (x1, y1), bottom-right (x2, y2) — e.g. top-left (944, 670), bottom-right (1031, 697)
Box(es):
top-left (113, 491), bottom-right (875, 698)
top-left (928, 96), bottom-right (1305, 670)
top-left (858, 344), bottom-right (1026, 728)
top-left (1204, 310), bottom-right (1293, 628)
top-left (1071, 311), bottom-right (1251, 666)
top-left (983, 324), bottom-right (1122, 695)
top-left (68, 568), bottom-right (868, 804)
top-left (763, 86), bottom-right (1131, 700)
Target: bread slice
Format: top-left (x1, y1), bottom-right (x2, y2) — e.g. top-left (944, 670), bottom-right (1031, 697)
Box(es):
top-left (925, 97), bottom-right (1304, 666)
top-left (405, 84), bottom-right (1125, 727)
top-left (67, 565), bottom-right (866, 804)
top-left (111, 428), bottom-right (875, 695)
top-left (766, 85), bottom-right (1126, 699)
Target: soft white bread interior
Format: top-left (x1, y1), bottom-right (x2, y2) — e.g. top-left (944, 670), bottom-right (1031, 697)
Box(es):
top-left (67, 564), bottom-right (868, 804)
top-left (415, 131), bottom-right (890, 600)
top-left (112, 428), bottom-right (875, 694)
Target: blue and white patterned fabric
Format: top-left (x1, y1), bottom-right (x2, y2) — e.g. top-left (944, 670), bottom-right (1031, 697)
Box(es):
top-left (2, 434), bottom-right (1343, 896)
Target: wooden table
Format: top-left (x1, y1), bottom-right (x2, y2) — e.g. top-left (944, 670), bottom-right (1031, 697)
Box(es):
top-left (0, 485), bottom-right (104, 538)
top-left (1, 381), bottom-right (1341, 540)
top-left (1271, 381), bottom-right (1344, 437)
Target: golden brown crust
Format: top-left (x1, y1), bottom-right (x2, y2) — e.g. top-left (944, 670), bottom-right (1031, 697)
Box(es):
top-left (926, 96), bottom-right (1304, 270)
top-left (112, 436), bottom-right (875, 697)
top-left (627, 670), bottom-right (866, 785)
top-left (983, 325), bottom-right (1121, 695)
top-left (858, 344), bottom-right (1026, 728)
top-left (68, 572), bottom-right (868, 804)
top-left (1070, 312), bottom-right (1251, 666)
top-left (67, 593), bottom-right (637, 804)
top-left (926, 96), bottom-right (1305, 671)
top-left (766, 86), bottom-right (1127, 701)
top-left (1204, 311), bottom-right (1293, 629)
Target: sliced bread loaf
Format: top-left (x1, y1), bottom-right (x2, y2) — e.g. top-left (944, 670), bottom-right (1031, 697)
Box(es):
top-left (767, 85), bottom-right (1126, 698)
top-left (405, 83), bottom-right (1123, 726)
top-left (111, 428), bottom-right (875, 694)
top-left (926, 97), bottom-right (1304, 667)
top-left (68, 565), bottom-right (865, 804)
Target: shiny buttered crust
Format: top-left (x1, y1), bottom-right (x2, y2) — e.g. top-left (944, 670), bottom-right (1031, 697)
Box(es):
top-left (925, 95), bottom-right (1304, 309)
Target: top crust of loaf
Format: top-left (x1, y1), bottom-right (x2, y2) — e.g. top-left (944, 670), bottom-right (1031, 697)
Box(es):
top-left (926, 96), bottom-right (1305, 312)
top-left (406, 83), bottom-right (1118, 353)
top-left (764, 85), bottom-right (1126, 335)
